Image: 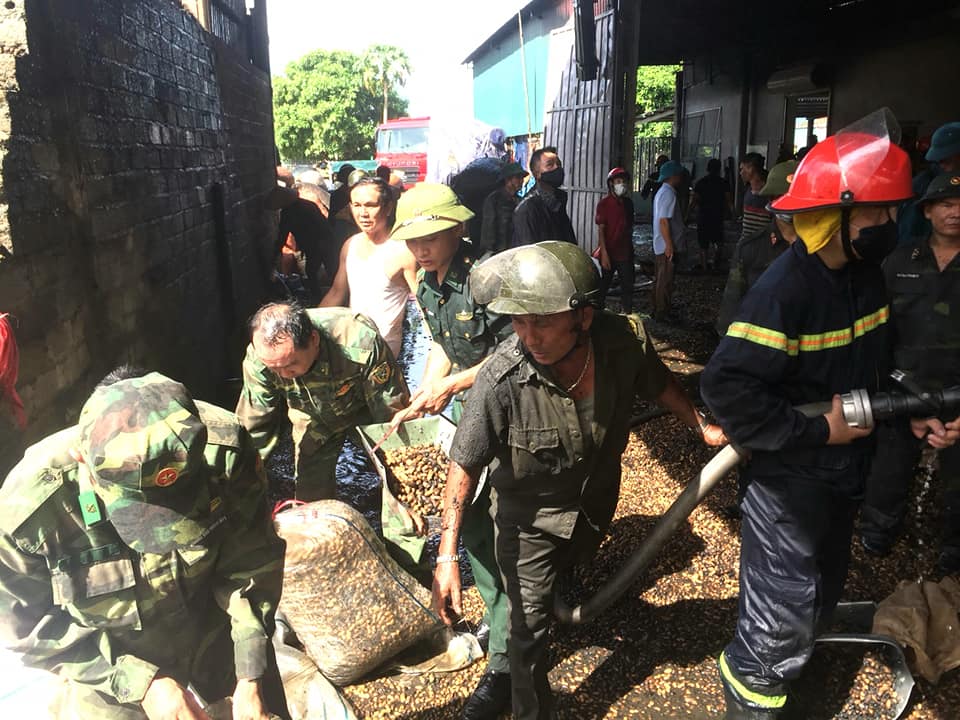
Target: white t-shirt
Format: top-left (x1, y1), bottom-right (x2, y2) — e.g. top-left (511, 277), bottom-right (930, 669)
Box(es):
top-left (653, 183), bottom-right (684, 256)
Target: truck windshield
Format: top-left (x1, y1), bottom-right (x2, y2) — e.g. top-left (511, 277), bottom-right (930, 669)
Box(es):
top-left (377, 126), bottom-right (429, 154)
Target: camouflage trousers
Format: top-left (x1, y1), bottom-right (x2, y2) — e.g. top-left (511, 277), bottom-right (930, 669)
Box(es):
top-left (53, 625), bottom-right (290, 719)
top-left (289, 410), bottom-right (344, 502)
top-left (290, 410), bottom-right (425, 571)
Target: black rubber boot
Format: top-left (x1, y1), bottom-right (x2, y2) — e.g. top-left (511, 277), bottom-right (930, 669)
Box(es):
top-left (461, 670), bottom-right (511, 720)
top-left (722, 683), bottom-right (782, 719)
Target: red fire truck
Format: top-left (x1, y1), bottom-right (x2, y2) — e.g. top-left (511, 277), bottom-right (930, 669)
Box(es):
top-left (374, 116), bottom-right (430, 185)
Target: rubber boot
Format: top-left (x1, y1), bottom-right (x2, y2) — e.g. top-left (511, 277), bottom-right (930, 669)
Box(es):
top-left (722, 684), bottom-right (782, 720)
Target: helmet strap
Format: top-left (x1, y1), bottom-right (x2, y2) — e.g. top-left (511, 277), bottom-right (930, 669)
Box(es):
top-left (840, 207), bottom-right (857, 262)
top-left (554, 310), bottom-right (590, 365)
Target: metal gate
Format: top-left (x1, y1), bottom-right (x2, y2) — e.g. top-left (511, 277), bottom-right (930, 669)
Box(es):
top-left (543, 1), bottom-right (635, 252)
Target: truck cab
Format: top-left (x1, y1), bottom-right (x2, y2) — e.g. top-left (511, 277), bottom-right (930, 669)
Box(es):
top-left (375, 116), bottom-right (430, 185)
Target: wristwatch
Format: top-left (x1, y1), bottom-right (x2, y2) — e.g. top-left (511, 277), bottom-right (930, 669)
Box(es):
top-left (435, 554), bottom-right (461, 564)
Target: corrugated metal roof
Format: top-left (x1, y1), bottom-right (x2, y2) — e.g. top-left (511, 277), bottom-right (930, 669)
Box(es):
top-left (463, 0), bottom-right (544, 64)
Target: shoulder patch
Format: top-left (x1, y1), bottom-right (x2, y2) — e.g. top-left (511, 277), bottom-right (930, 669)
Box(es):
top-left (196, 401), bottom-right (243, 448)
top-left (0, 460), bottom-right (68, 535)
top-left (370, 361), bottom-right (393, 385)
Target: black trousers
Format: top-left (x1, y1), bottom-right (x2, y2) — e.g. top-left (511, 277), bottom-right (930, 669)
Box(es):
top-left (722, 474), bottom-right (859, 701)
top-left (599, 256), bottom-right (636, 313)
top-left (861, 418), bottom-right (960, 550)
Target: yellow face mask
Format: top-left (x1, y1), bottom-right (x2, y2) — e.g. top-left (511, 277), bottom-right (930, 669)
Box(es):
top-left (792, 209), bottom-right (842, 254)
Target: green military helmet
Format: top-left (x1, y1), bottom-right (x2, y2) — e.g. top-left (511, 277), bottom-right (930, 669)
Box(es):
top-left (347, 168), bottom-right (369, 188)
top-left (926, 122), bottom-right (960, 163)
top-left (390, 183), bottom-right (474, 242)
top-left (920, 172), bottom-right (960, 204)
top-left (471, 241), bottom-right (601, 315)
top-left (759, 159), bottom-right (797, 197)
top-left (78, 371), bottom-right (224, 555)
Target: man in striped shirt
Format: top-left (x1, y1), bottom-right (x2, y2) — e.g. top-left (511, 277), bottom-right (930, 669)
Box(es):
top-left (738, 152), bottom-right (771, 245)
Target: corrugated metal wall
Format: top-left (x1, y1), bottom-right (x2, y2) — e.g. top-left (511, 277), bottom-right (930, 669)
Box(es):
top-left (543, 4), bottom-right (617, 252)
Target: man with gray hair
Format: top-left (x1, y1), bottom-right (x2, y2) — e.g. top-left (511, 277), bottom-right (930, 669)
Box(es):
top-left (236, 300), bottom-right (409, 502)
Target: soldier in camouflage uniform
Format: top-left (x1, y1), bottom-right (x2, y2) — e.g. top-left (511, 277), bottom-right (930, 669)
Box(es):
top-left (0, 370), bottom-right (289, 719)
top-left (390, 184), bottom-right (515, 720)
top-left (236, 301), bottom-right (409, 502)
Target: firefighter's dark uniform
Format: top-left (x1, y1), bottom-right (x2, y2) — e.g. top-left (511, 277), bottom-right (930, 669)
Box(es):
top-left (449, 312), bottom-right (671, 720)
top-left (416, 241), bottom-right (515, 675)
top-left (701, 240), bottom-right (889, 712)
top-left (860, 237), bottom-right (960, 559)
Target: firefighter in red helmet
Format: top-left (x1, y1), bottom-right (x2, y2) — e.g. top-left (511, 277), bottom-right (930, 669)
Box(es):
top-left (701, 109), bottom-right (914, 718)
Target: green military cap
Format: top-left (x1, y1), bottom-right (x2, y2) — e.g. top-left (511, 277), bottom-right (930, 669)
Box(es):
top-left (78, 372), bottom-right (224, 555)
top-left (390, 183), bottom-right (475, 242)
top-left (759, 159), bottom-right (798, 197)
top-left (920, 172), bottom-right (960, 204)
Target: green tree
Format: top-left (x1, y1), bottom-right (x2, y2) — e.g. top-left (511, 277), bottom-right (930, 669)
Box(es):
top-left (273, 49), bottom-right (409, 162)
top-left (361, 44), bottom-right (411, 124)
top-left (635, 64), bottom-right (680, 139)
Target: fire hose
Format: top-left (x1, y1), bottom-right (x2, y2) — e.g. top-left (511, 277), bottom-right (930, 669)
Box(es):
top-left (555, 375), bottom-right (960, 625)
top-left (554, 370), bottom-right (960, 718)
top-left (551, 374), bottom-right (960, 719)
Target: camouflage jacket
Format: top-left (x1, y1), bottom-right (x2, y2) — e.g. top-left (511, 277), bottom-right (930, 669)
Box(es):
top-left (236, 308), bottom-right (409, 456)
top-left (0, 403), bottom-right (285, 705)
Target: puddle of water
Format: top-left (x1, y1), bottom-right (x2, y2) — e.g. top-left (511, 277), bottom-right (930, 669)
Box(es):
top-left (264, 300), bottom-right (476, 582)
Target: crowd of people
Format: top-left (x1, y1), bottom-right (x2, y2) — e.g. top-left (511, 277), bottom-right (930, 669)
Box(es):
top-left (0, 112), bottom-right (958, 720)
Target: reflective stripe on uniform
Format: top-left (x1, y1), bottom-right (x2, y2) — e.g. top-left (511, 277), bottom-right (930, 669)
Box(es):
top-left (718, 652), bottom-right (787, 709)
top-left (727, 305), bottom-right (889, 356)
top-left (726, 323), bottom-right (798, 354)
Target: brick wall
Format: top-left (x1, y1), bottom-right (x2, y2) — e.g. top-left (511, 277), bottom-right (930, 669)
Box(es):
top-left (0, 0), bottom-right (276, 447)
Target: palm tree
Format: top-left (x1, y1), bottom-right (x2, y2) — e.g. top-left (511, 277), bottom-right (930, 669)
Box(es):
top-left (361, 44), bottom-right (411, 123)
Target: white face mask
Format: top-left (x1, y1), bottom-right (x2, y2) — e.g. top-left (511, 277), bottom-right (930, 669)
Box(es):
top-left (613, 182), bottom-right (627, 196)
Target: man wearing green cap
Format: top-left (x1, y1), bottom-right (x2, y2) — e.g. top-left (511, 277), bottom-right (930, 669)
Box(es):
top-left (389, 183), bottom-right (517, 719)
top-left (716, 159), bottom-right (798, 336)
top-left (0, 369), bottom-right (289, 719)
top-left (898, 121), bottom-right (960, 246)
top-left (479, 162), bottom-right (526, 256)
top-left (861, 171), bottom-right (960, 572)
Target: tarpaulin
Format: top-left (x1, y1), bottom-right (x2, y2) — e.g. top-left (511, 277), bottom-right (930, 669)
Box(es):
top-left (873, 577), bottom-right (960, 683)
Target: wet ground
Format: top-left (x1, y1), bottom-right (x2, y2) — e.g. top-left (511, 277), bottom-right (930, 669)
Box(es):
top-left (268, 230), bottom-right (960, 718)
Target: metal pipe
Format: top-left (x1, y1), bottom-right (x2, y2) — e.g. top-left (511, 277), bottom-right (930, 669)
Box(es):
top-left (517, 12), bottom-right (533, 142)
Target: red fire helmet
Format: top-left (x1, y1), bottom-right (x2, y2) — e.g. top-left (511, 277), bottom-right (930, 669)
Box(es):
top-left (772, 108), bottom-right (913, 213)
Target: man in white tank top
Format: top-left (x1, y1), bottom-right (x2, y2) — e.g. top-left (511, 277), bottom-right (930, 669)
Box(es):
top-left (319, 177), bottom-right (418, 357)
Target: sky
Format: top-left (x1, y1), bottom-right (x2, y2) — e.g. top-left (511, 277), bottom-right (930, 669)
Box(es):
top-left (265, 0), bottom-right (524, 116)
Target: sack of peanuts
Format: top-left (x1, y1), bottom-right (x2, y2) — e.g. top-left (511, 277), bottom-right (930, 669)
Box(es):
top-left (274, 500), bottom-right (443, 686)
top-left (356, 417), bottom-right (490, 569)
